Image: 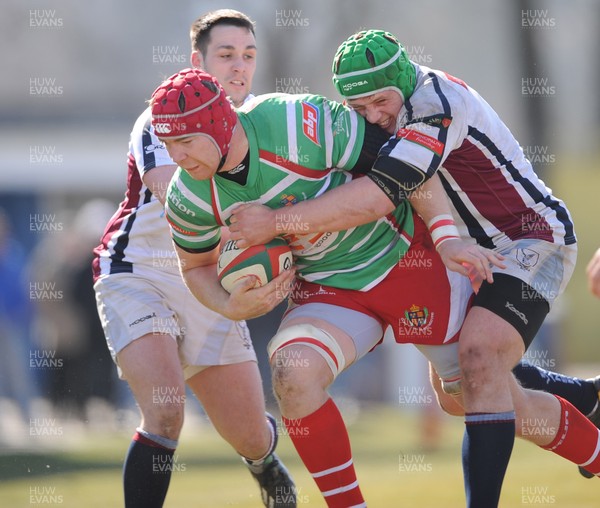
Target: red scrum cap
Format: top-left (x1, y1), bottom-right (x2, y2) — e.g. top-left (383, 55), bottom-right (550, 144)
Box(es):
top-left (150, 68), bottom-right (237, 160)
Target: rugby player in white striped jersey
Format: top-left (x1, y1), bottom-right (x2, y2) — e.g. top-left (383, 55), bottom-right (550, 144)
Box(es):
top-left (93, 10), bottom-right (296, 507)
top-left (229, 29), bottom-right (600, 507)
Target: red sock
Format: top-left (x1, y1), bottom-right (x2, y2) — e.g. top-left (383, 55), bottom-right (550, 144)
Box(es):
top-left (542, 395), bottom-right (600, 474)
top-left (283, 398), bottom-right (366, 507)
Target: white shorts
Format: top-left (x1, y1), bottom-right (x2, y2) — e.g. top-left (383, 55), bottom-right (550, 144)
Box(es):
top-left (94, 271), bottom-right (256, 380)
top-left (493, 239), bottom-right (577, 307)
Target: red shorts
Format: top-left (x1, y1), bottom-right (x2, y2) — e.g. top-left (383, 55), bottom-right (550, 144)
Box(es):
top-left (289, 215), bottom-right (473, 346)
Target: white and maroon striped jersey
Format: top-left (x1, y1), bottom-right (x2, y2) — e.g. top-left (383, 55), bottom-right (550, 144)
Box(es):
top-left (377, 64), bottom-right (575, 250)
top-left (92, 108), bottom-right (178, 281)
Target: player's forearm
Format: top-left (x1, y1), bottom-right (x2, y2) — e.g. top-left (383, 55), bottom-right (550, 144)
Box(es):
top-left (279, 177), bottom-right (395, 234)
top-left (409, 175), bottom-right (462, 249)
top-left (173, 243), bottom-right (234, 318)
top-left (178, 247), bottom-right (289, 321)
top-left (408, 174), bottom-right (453, 225)
top-left (181, 264), bottom-right (233, 317)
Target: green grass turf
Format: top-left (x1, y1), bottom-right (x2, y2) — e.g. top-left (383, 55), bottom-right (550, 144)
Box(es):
top-left (1, 403), bottom-right (598, 507)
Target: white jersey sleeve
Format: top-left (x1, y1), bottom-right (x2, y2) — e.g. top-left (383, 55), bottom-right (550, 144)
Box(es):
top-left (370, 64), bottom-right (575, 249)
top-left (374, 67), bottom-right (470, 185)
top-left (93, 108), bottom-right (180, 281)
top-left (129, 107), bottom-right (175, 176)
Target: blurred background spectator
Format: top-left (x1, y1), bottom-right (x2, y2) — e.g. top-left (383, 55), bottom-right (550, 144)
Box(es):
top-left (27, 200), bottom-right (118, 419)
top-left (0, 209), bottom-right (38, 423)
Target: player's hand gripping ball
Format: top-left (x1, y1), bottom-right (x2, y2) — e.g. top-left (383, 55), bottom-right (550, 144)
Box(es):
top-left (217, 237), bottom-right (293, 293)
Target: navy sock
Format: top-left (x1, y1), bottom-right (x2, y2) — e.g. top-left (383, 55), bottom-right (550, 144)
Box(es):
top-left (123, 433), bottom-right (175, 508)
top-left (462, 412), bottom-right (515, 508)
top-left (513, 361), bottom-right (598, 415)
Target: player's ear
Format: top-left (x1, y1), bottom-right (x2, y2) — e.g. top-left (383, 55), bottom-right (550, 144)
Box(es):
top-left (190, 50), bottom-right (203, 69)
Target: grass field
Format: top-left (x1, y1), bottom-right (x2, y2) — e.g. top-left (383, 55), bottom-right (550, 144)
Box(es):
top-left (0, 401), bottom-right (598, 507)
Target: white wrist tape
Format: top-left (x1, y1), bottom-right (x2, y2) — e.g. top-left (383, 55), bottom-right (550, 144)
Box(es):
top-left (427, 214), bottom-right (460, 249)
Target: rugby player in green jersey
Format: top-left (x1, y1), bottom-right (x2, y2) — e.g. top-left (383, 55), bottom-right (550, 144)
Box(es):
top-left (154, 68), bottom-right (497, 507)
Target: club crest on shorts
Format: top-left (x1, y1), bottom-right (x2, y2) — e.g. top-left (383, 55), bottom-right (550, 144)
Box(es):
top-left (405, 304), bottom-right (431, 328)
top-left (397, 304), bottom-right (435, 341)
top-left (516, 248), bottom-right (540, 271)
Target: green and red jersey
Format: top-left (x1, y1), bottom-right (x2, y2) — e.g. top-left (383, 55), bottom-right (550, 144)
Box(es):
top-left (165, 93), bottom-right (413, 291)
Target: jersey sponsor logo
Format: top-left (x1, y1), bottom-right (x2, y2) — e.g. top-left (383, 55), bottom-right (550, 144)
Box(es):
top-left (301, 101), bottom-right (320, 146)
top-left (169, 193), bottom-right (196, 217)
top-left (166, 216), bottom-right (199, 236)
top-left (170, 223), bottom-right (198, 236)
top-left (154, 123), bottom-right (172, 134)
top-left (396, 128), bottom-right (445, 156)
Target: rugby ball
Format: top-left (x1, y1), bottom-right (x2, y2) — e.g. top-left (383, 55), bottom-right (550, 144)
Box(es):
top-left (217, 237), bottom-right (293, 293)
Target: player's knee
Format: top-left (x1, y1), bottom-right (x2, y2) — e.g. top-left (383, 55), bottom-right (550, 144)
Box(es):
top-left (268, 324), bottom-right (346, 382)
top-left (271, 358), bottom-right (312, 402)
top-left (144, 401), bottom-right (185, 439)
top-left (231, 423), bottom-right (272, 460)
top-left (460, 314), bottom-right (525, 377)
top-left (459, 338), bottom-right (501, 378)
top-left (459, 338), bottom-right (522, 390)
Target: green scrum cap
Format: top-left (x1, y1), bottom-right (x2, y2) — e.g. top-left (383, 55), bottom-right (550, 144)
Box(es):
top-left (332, 29), bottom-right (416, 101)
